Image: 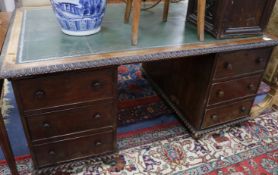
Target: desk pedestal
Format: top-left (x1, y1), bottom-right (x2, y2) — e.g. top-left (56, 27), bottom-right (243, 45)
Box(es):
top-left (11, 67), bottom-right (118, 170)
top-left (143, 47), bottom-right (274, 137)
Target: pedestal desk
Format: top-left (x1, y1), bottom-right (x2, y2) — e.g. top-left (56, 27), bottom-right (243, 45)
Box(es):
top-left (1, 3), bottom-right (278, 172)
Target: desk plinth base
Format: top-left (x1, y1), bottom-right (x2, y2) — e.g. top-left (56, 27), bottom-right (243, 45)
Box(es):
top-left (32, 152), bottom-right (118, 175)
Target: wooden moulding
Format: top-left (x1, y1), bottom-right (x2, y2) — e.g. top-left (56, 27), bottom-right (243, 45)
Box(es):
top-left (142, 68), bottom-right (253, 139)
top-left (1, 8), bottom-right (278, 79)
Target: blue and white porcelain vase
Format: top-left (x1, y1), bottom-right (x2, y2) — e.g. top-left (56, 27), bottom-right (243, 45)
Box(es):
top-left (50, 0), bottom-right (106, 36)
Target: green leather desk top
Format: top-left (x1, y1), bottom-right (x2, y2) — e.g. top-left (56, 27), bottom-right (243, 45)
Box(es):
top-left (19, 3), bottom-right (215, 63)
top-left (1, 2), bottom-right (278, 78)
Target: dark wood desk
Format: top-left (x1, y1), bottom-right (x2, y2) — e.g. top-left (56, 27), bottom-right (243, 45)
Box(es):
top-left (0, 12), bottom-right (19, 175)
top-left (0, 3), bottom-right (278, 173)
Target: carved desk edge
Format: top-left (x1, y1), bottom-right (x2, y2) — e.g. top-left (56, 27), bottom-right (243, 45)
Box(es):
top-left (1, 9), bottom-right (278, 79)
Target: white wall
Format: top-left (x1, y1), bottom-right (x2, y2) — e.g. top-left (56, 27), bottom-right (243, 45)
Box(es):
top-left (0, 0), bottom-right (15, 11)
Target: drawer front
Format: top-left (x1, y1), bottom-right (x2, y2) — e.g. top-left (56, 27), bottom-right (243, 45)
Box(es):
top-left (14, 68), bottom-right (117, 111)
top-left (27, 100), bottom-right (116, 141)
top-left (208, 74), bottom-right (261, 105)
top-left (32, 130), bottom-right (115, 168)
top-left (202, 99), bottom-right (253, 129)
top-left (214, 47), bottom-right (272, 80)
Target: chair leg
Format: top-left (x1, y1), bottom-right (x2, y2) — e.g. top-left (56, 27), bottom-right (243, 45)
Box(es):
top-left (197, 0), bottom-right (206, 41)
top-left (124, 0), bottom-right (133, 23)
top-left (0, 81), bottom-right (19, 175)
top-left (162, 0), bottom-right (170, 22)
top-left (131, 0), bottom-right (141, 45)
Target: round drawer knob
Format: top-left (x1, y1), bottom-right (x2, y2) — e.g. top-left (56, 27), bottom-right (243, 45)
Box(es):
top-left (217, 90), bottom-right (225, 97)
top-left (211, 114), bottom-right (218, 121)
top-left (248, 84), bottom-right (255, 91)
top-left (224, 62), bottom-right (233, 70)
top-left (256, 57), bottom-right (263, 64)
top-left (34, 90), bottom-right (45, 99)
top-left (91, 81), bottom-right (102, 89)
top-left (43, 122), bottom-right (50, 128)
top-left (95, 141), bottom-right (102, 146)
top-left (49, 150), bottom-right (56, 155)
top-left (240, 106), bottom-right (247, 113)
top-left (93, 113), bottom-right (101, 119)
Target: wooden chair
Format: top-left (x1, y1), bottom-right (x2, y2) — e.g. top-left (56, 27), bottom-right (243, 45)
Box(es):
top-left (0, 12), bottom-right (19, 175)
top-left (124, 0), bottom-right (207, 45)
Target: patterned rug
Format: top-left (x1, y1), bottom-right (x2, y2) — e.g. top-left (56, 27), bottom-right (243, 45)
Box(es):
top-left (0, 64), bottom-right (277, 175)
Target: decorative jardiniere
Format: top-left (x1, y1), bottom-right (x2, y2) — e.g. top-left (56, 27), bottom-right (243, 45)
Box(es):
top-left (50, 0), bottom-right (106, 36)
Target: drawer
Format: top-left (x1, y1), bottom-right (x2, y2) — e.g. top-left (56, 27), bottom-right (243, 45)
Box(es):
top-left (214, 47), bottom-right (272, 80)
top-left (202, 99), bottom-right (253, 129)
top-left (32, 130), bottom-right (116, 168)
top-left (208, 74), bottom-right (261, 105)
top-left (27, 100), bottom-right (116, 141)
top-left (13, 68), bottom-right (117, 111)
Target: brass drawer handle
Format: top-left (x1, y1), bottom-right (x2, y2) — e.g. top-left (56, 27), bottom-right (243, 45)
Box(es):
top-left (93, 113), bottom-right (102, 119)
top-left (91, 81), bottom-right (102, 89)
top-left (211, 114), bottom-right (218, 121)
top-left (217, 90), bottom-right (225, 97)
top-left (224, 62), bottom-right (233, 70)
top-left (34, 90), bottom-right (46, 99)
top-left (43, 122), bottom-right (50, 128)
top-left (48, 150), bottom-right (56, 156)
top-left (240, 106), bottom-right (247, 113)
top-left (248, 84), bottom-right (255, 91)
top-left (95, 141), bottom-right (102, 146)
